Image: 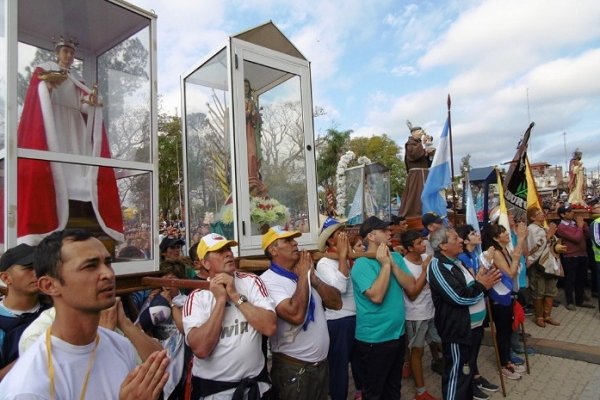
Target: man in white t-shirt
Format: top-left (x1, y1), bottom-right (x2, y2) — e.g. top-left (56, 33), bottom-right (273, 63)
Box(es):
top-left (183, 233), bottom-right (276, 399)
top-left (315, 217), bottom-right (362, 400)
top-left (0, 229), bottom-right (169, 400)
top-left (260, 226), bottom-right (342, 400)
top-left (400, 230), bottom-right (440, 400)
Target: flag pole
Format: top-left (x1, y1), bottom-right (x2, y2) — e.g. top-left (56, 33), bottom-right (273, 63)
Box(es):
top-left (447, 94), bottom-right (457, 225)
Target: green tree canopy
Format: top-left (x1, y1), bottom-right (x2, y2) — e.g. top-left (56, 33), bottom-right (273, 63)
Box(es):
top-left (316, 128), bottom-right (352, 191)
top-left (349, 134), bottom-right (406, 196)
top-left (158, 113), bottom-right (184, 219)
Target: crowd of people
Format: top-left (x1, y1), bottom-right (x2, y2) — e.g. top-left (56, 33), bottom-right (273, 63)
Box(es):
top-left (1, 205), bottom-right (599, 400)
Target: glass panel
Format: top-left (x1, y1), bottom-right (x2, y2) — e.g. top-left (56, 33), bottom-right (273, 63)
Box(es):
top-left (99, 27), bottom-right (151, 163)
top-left (365, 163), bottom-right (391, 222)
top-left (243, 60), bottom-right (308, 235)
top-left (15, 159), bottom-right (154, 257)
top-left (115, 169), bottom-right (153, 261)
top-left (184, 49), bottom-right (233, 241)
top-left (0, 158), bottom-right (4, 250)
top-left (0, 0), bottom-right (5, 150)
top-left (344, 166), bottom-right (363, 225)
top-left (17, 42), bottom-right (83, 122)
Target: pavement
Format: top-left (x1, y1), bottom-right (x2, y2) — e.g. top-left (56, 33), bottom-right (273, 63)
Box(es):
top-left (346, 289), bottom-right (600, 400)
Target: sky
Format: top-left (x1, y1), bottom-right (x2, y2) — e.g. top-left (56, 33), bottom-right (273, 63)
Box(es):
top-left (133, 0), bottom-right (600, 178)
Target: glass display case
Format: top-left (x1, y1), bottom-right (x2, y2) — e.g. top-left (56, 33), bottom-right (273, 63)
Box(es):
top-left (182, 22), bottom-right (319, 256)
top-left (344, 162), bottom-right (391, 225)
top-left (1, 0), bottom-right (158, 274)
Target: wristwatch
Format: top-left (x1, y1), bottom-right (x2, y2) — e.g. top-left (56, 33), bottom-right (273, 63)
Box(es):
top-left (235, 295), bottom-right (248, 307)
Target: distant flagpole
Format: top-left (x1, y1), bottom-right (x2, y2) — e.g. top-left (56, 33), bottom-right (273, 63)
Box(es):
top-left (447, 94), bottom-right (457, 225)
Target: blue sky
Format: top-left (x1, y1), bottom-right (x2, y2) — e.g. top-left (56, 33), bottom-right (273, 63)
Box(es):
top-left (134, 0), bottom-right (600, 178)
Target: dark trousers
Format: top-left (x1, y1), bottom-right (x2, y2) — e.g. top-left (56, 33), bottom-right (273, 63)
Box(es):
top-left (468, 326), bottom-right (484, 377)
top-left (327, 316), bottom-right (362, 400)
top-left (270, 356), bottom-right (329, 400)
top-left (355, 335), bottom-right (406, 400)
top-left (442, 342), bottom-right (473, 400)
top-left (562, 256), bottom-right (588, 305)
top-left (491, 302), bottom-right (513, 366)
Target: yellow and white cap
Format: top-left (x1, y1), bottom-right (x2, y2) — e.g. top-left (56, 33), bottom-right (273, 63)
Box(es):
top-left (197, 233), bottom-right (238, 259)
top-left (261, 226), bottom-right (301, 250)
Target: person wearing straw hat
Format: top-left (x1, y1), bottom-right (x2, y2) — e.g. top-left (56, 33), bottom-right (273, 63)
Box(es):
top-left (260, 226), bottom-right (341, 400)
top-left (315, 217), bottom-right (363, 400)
top-left (183, 233), bottom-right (276, 399)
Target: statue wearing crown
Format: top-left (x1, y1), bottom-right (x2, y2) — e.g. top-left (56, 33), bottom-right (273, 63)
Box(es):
top-left (399, 120), bottom-right (435, 218)
top-left (16, 35), bottom-right (124, 245)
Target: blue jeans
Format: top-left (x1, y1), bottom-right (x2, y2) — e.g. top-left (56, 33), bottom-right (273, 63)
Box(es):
top-left (327, 315), bottom-right (362, 400)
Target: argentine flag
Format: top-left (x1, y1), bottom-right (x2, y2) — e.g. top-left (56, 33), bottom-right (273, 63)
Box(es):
top-left (421, 118), bottom-right (451, 219)
top-left (465, 176), bottom-right (481, 254)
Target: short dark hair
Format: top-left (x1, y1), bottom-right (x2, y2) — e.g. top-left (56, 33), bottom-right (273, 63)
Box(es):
top-left (456, 224), bottom-right (475, 252)
top-left (34, 229), bottom-right (93, 282)
top-left (159, 260), bottom-right (186, 279)
top-left (401, 230), bottom-right (422, 250)
top-left (189, 242), bottom-right (199, 262)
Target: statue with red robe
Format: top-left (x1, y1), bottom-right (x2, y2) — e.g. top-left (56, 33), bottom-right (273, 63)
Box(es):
top-left (17, 36), bottom-right (123, 244)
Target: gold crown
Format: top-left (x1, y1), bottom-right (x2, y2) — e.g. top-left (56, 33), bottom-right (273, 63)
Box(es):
top-left (53, 35), bottom-right (79, 51)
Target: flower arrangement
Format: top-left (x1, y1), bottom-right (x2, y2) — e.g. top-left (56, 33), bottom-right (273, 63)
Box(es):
top-left (217, 197), bottom-right (290, 227)
top-left (250, 197), bottom-right (290, 226)
top-left (335, 151), bottom-right (371, 216)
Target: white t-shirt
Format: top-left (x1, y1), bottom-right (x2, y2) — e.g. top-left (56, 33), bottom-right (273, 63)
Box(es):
top-left (0, 327), bottom-right (136, 400)
top-left (183, 271), bottom-right (274, 391)
top-left (316, 257), bottom-right (356, 320)
top-left (260, 268), bottom-right (329, 363)
top-left (403, 255), bottom-right (435, 321)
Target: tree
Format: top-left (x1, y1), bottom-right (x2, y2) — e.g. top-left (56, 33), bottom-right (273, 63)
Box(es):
top-left (158, 114), bottom-right (184, 219)
top-left (460, 153), bottom-right (472, 176)
top-left (349, 134), bottom-right (407, 196)
top-left (316, 128), bottom-right (352, 192)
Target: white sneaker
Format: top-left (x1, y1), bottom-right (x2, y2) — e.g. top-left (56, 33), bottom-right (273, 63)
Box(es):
top-left (509, 363), bottom-right (526, 374)
top-left (502, 367), bottom-right (521, 380)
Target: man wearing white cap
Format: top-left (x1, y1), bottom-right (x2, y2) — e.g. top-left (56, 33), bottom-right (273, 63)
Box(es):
top-left (183, 233), bottom-right (276, 399)
top-left (315, 217), bottom-right (362, 400)
top-left (260, 226), bottom-right (341, 400)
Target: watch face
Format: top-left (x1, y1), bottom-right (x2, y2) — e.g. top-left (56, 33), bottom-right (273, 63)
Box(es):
top-left (238, 295), bottom-right (248, 304)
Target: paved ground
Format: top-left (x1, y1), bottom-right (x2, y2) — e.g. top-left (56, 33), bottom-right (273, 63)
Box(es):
top-left (347, 289), bottom-right (600, 399)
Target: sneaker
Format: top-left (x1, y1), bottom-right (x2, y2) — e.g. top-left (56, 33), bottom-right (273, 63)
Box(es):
top-left (565, 303), bottom-right (577, 311)
top-left (414, 390), bottom-right (438, 400)
top-left (508, 362), bottom-right (526, 374)
top-left (524, 305), bottom-right (534, 316)
top-left (402, 361), bottom-right (412, 379)
top-left (475, 376), bottom-right (499, 392)
top-left (501, 366), bottom-right (521, 380)
top-left (510, 354), bottom-right (525, 365)
top-left (431, 358), bottom-right (444, 375)
top-left (514, 346), bottom-right (535, 355)
top-left (472, 385), bottom-right (490, 400)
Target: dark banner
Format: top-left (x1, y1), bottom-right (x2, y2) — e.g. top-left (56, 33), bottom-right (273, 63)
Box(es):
top-left (503, 122), bottom-right (535, 220)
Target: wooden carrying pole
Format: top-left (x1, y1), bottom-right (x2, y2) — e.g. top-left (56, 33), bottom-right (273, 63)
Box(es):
top-left (520, 321), bottom-right (531, 374)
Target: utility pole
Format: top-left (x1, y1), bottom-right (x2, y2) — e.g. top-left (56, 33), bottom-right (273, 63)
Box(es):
top-left (563, 132), bottom-right (568, 180)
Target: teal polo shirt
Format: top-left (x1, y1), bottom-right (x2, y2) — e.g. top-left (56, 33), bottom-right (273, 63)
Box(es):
top-left (351, 252), bottom-right (410, 343)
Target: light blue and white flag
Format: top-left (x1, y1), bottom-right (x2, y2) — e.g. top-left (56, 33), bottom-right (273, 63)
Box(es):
top-left (421, 118), bottom-right (451, 219)
top-left (464, 176), bottom-right (481, 254)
